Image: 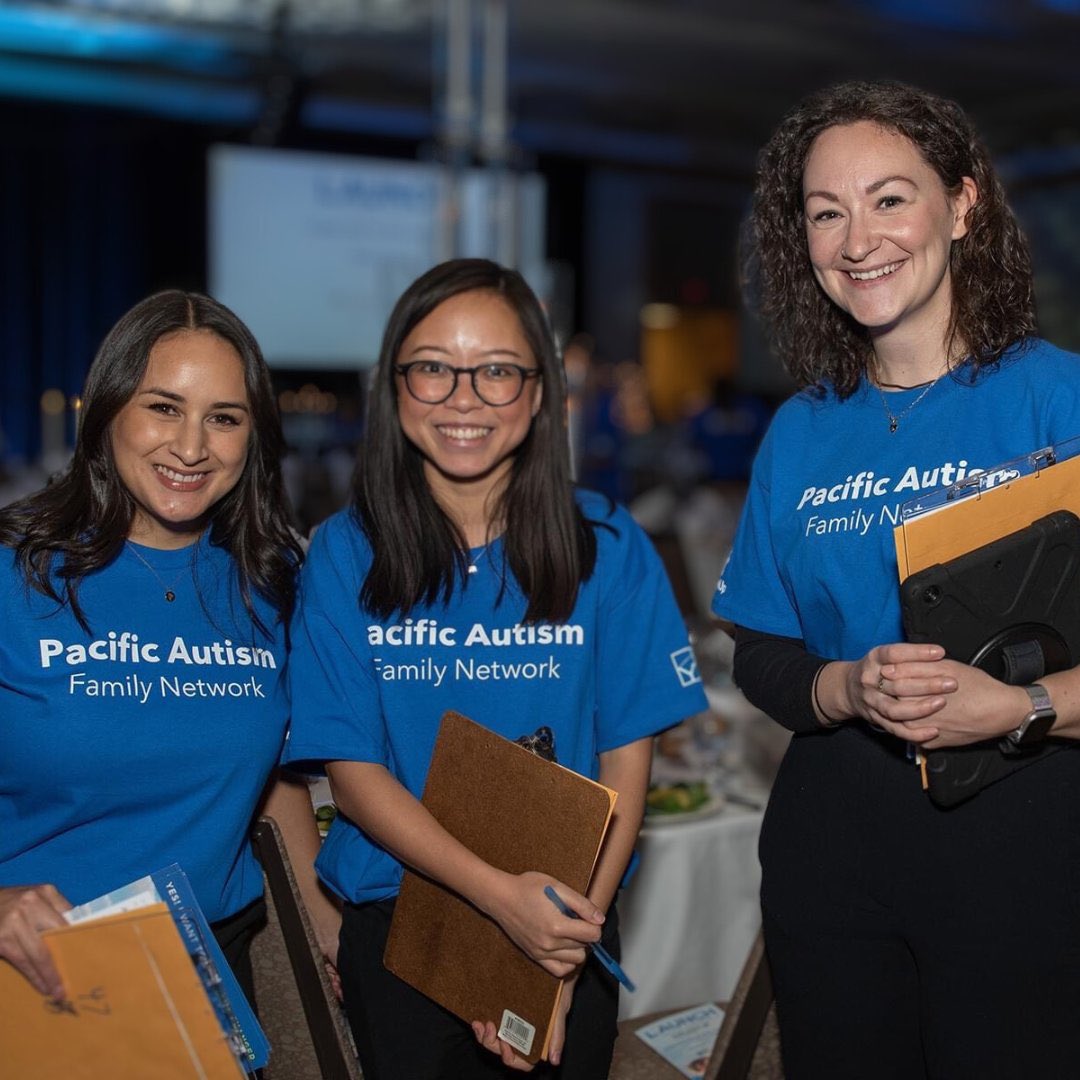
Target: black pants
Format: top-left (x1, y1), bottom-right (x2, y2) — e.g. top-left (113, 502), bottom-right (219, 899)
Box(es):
top-left (211, 897), bottom-right (267, 1079)
top-left (761, 727), bottom-right (1080, 1080)
top-left (338, 896), bottom-right (621, 1079)
top-left (211, 895), bottom-right (268, 1008)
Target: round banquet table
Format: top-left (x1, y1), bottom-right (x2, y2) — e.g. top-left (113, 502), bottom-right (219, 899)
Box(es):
top-left (616, 801), bottom-right (764, 1020)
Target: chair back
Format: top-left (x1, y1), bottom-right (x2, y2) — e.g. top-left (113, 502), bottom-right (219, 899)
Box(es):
top-left (705, 928), bottom-right (779, 1080)
top-left (610, 927), bottom-right (781, 1079)
top-left (250, 816), bottom-right (362, 1080)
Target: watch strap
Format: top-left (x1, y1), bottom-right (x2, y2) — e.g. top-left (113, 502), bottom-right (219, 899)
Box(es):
top-left (1022, 683), bottom-right (1052, 714)
top-left (1001, 683), bottom-right (1055, 752)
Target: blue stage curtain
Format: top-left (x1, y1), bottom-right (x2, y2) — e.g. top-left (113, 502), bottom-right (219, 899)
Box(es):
top-left (0, 101), bottom-right (205, 466)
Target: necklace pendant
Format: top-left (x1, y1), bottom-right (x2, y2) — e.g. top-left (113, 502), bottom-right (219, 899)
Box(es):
top-left (165, 590), bottom-right (176, 602)
top-left (467, 565), bottom-right (478, 575)
top-left (889, 418), bottom-right (898, 433)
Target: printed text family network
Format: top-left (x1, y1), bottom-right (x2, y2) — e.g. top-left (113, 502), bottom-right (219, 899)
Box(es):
top-left (795, 459), bottom-right (1020, 537)
top-left (369, 619), bottom-right (587, 686)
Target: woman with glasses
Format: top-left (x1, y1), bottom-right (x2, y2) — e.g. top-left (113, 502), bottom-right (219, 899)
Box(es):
top-left (283, 258), bottom-right (706, 1078)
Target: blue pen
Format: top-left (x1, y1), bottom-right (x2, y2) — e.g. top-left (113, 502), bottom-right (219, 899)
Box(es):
top-left (543, 885), bottom-right (636, 992)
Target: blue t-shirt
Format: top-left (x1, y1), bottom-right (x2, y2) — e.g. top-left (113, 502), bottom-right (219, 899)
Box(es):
top-left (0, 535), bottom-right (289, 922)
top-left (713, 340), bottom-right (1080, 659)
top-left (283, 490), bottom-right (707, 904)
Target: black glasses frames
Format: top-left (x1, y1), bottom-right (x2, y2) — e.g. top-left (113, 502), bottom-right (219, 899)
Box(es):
top-left (394, 361), bottom-right (542, 407)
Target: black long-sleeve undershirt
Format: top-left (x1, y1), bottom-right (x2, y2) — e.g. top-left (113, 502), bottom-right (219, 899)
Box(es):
top-left (731, 624), bottom-right (830, 734)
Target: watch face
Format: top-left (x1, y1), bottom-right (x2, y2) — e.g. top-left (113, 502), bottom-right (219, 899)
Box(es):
top-left (1014, 714), bottom-right (1055, 746)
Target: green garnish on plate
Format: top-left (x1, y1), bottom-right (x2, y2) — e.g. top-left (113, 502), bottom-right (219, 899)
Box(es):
top-left (646, 781), bottom-right (710, 814)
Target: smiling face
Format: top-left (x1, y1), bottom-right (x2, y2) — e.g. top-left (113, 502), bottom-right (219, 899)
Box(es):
top-left (111, 328), bottom-right (252, 548)
top-left (802, 120), bottom-right (977, 353)
top-left (394, 289), bottom-right (542, 513)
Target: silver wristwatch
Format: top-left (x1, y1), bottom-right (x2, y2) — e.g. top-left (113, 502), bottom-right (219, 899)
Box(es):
top-left (1001, 683), bottom-right (1056, 751)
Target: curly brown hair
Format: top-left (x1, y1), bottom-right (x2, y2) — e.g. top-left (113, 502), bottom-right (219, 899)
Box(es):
top-left (745, 80), bottom-right (1037, 396)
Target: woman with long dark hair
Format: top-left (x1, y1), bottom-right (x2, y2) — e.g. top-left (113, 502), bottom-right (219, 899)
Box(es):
top-left (716, 80), bottom-right (1080, 1078)
top-left (284, 258), bottom-right (706, 1078)
top-left (0, 289), bottom-right (336, 1008)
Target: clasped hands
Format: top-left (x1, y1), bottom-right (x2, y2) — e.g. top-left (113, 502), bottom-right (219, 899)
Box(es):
top-left (838, 643), bottom-right (1032, 749)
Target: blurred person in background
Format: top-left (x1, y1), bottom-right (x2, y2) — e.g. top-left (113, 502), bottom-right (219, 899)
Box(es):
top-left (283, 258), bottom-right (706, 1078)
top-left (0, 290), bottom-right (338, 1009)
top-left (715, 81), bottom-right (1080, 1078)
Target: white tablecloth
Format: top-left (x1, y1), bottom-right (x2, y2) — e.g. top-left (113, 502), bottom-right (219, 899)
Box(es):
top-left (617, 803), bottom-right (764, 1019)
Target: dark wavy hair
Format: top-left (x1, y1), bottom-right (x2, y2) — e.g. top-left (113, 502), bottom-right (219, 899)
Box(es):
top-left (355, 258), bottom-right (598, 623)
top-left (0, 289), bottom-right (302, 634)
top-left (745, 80), bottom-right (1037, 396)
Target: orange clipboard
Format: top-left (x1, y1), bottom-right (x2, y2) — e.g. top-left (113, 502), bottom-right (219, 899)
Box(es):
top-left (894, 438), bottom-right (1080, 581)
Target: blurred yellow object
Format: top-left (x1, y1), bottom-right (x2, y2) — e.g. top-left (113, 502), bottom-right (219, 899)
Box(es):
top-left (640, 307), bottom-right (738, 424)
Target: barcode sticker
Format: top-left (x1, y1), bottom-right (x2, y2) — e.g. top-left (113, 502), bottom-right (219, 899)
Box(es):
top-left (498, 1009), bottom-right (536, 1056)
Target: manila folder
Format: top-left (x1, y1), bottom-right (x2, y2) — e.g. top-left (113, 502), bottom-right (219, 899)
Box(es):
top-left (0, 903), bottom-right (243, 1079)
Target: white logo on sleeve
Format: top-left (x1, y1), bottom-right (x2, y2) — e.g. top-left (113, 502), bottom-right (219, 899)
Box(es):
top-left (670, 646), bottom-right (701, 688)
top-left (715, 552), bottom-right (730, 596)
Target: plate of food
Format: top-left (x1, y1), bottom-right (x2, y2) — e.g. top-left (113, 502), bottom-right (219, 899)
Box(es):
top-left (644, 781), bottom-right (726, 825)
top-left (314, 801), bottom-right (338, 839)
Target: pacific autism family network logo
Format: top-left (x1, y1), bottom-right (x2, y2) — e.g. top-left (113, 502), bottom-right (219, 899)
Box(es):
top-left (670, 646), bottom-right (701, 688)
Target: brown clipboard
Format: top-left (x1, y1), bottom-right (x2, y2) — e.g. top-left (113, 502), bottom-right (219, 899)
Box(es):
top-left (894, 444), bottom-right (1080, 581)
top-left (0, 903), bottom-right (245, 1080)
top-left (383, 710), bottom-right (617, 1065)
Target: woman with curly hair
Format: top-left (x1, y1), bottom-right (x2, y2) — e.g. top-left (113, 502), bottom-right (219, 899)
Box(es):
top-left (715, 81), bottom-right (1080, 1078)
top-left (0, 290), bottom-right (337, 1014)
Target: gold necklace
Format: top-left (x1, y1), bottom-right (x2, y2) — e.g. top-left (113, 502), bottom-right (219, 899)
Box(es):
top-left (126, 542), bottom-right (192, 602)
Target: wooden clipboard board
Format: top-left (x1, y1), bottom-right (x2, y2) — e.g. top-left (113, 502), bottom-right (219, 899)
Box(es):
top-left (384, 711), bottom-right (617, 1065)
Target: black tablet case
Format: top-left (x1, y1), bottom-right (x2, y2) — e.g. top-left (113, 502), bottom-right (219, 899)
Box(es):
top-left (900, 509), bottom-right (1080, 807)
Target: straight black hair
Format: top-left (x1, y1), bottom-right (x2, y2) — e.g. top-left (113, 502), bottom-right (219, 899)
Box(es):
top-left (354, 258), bottom-right (598, 623)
